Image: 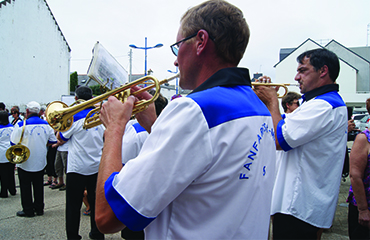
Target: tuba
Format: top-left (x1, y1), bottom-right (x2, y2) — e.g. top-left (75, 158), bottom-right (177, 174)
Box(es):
top-left (6, 120), bottom-right (30, 164)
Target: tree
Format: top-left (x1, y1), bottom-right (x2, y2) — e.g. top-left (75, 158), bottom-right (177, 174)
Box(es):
top-left (70, 71), bottom-right (78, 93)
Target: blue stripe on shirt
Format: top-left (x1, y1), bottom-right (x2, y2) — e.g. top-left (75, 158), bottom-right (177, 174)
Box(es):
top-left (315, 91), bottom-right (346, 109)
top-left (276, 119), bottom-right (293, 151)
top-left (105, 172), bottom-right (155, 231)
top-left (188, 85), bottom-right (271, 129)
top-left (132, 123), bottom-right (146, 133)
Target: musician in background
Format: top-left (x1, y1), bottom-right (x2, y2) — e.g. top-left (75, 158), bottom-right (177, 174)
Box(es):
top-left (120, 91), bottom-right (167, 240)
top-left (254, 48), bottom-right (347, 239)
top-left (0, 110), bottom-right (16, 198)
top-left (11, 101), bottom-right (57, 217)
top-left (57, 86), bottom-right (105, 240)
top-left (96, 0), bottom-right (276, 239)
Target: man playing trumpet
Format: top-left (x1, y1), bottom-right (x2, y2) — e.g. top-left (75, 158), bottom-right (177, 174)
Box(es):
top-left (96, 0), bottom-right (276, 239)
top-left (254, 48), bottom-right (348, 239)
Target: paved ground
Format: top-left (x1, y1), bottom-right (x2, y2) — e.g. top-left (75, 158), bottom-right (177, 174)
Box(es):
top-left (0, 172), bottom-right (352, 239)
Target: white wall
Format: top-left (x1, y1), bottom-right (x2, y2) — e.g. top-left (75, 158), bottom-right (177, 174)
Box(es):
top-left (0, 0), bottom-right (70, 111)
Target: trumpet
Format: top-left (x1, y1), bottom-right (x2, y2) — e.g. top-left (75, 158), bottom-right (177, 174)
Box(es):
top-left (6, 119), bottom-right (30, 164)
top-left (252, 82), bottom-right (300, 98)
top-left (45, 74), bottom-right (180, 132)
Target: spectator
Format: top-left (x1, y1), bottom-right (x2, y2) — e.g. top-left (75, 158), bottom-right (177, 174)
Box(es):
top-left (347, 97), bottom-right (370, 239)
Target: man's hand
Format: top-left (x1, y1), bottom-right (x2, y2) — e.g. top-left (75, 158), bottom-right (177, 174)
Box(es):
top-left (348, 119), bottom-right (360, 132)
top-left (253, 76), bottom-right (280, 109)
top-left (100, 96), bottom-right (135, 134)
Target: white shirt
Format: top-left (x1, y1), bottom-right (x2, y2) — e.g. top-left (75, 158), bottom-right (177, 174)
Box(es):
top-left (105, 68), bottom-right (276, 239)
top-left (271, 86), bottom-right (347, 228)
top-left (10, 116), bottom-right (57, 172)
top-left (0, 124), bottom-right (13, 163)
top-left (60, 108), bottom-right (104, 175)
top-left (121, 120), bottom-right (149, 165)
top-left (57, 140), bottom-right (68, 152)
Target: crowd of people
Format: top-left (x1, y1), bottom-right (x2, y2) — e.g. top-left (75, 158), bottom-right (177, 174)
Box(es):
top-left (1, 0), bottom-right (370, 239)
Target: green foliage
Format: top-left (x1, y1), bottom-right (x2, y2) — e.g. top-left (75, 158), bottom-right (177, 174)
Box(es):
top-left (90, 85), bottom-right (103, 96)
top-left (70, 71), bottom-right (78, 92)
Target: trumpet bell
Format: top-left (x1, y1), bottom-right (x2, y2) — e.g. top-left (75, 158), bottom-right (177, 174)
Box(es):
top-left (6, 144), bottom-right (30, 164)
top-left (45, 101), bottom-right (74, 132)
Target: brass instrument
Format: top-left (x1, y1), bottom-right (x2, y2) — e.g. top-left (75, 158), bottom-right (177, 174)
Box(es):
top-left (45, 74), bottom-right (180, 132)
top-left (6, 120), bottom-right (30, 164)
top-left (252, 82), bottom-right (300, 98)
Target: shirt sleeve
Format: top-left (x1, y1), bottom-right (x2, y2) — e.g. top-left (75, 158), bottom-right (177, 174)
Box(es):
top-left (105, 97), bottom-right (213, 230)
top-left (277, 99), bottom-right (338, 151)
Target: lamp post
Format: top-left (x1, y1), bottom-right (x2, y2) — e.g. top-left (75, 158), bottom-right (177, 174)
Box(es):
top-left (168, 67), bottom-right (179, 95)
top-left (129, 37), bottom-right (163, 76)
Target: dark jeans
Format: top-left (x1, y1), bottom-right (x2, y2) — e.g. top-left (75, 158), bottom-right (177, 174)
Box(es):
top-left (272, 213), bottom-right (320, 239)
top-left (348, 203), bottom-right (370, 239)
top-left (0, 162), bottom-right (16, 197)
top-left (45, 146), bottom-right (57, 177)
top-left (65, 172), bottom-right (104, 240)
top-left (17, 168), bottom-right (44, 215)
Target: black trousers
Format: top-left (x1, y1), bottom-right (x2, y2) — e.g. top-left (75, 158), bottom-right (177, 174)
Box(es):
top-left (65, 172), bottom-right (104, 240)
top-left (348, 203), bottom-right (370, 239)
top-left (0, 162), bottom-right (16, 197)
top-left (45, 146), bottom-right (57, 177)
top-left (17, 168), bottom-right (44, 215)
top-left (272, 213), bottom-right (320, 240)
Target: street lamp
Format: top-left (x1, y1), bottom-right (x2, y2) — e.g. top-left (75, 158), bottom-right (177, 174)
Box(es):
top-left (168, 67), bottom-right (179, 95)
top-left (129, 37), bottom-right (163, 76)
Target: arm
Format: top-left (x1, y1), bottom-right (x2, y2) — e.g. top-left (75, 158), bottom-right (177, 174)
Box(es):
top-left (254, 85), bottom-right (283, 150)
top-left (95, 96), bottom-right (135, 233)
top-left (131, 85), bottom-right (157, 133)
top-left (349, 133), bottom-right (370, 228)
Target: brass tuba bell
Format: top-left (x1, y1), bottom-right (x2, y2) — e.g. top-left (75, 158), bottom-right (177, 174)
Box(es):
top-left (6, 119), bottom-right (30, 164)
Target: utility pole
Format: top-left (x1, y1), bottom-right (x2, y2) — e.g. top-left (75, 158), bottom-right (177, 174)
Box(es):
top-left (367, 23), bottom-right (370, 46)
top-left (128, 49), bottom-right (133, 82)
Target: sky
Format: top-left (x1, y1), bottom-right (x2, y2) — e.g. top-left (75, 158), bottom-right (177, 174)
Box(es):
top-left (46, 0), bottom-right (370, 83)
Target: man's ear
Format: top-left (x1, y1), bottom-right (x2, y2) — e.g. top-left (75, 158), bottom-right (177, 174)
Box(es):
top-left (319, 65), bottom-right (329, 78)
top-left (195, 30), bottom-right (210, 56)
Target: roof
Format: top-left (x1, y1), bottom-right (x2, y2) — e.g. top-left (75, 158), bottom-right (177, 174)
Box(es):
top-left (273, 38), bottom-right (358, 71)
top-left (0, 0), bottom-right (71, 52)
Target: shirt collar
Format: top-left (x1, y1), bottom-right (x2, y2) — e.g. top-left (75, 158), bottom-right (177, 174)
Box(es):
top-left (301, 84), bottom-right (339, 102)
top-left (190, 67), bottom-right (252, 95)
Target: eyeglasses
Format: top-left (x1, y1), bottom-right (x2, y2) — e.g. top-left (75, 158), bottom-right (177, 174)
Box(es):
top-left (170, 33), bottom-right (198, 56)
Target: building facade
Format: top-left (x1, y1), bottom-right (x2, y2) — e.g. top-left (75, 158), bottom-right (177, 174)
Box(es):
top-left (0, 0), bottom-right (70, 111)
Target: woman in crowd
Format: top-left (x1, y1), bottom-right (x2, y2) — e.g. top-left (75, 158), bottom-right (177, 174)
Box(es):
top-left (10, 106), bottom-right (22, 125)
top-left (348, 98), bottom-right (370, 239)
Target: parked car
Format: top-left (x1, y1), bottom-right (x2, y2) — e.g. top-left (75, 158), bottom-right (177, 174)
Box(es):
top-left (357, 115), bottom-right (370, 132)
top-left (352, 113), bottom-right (368, 127)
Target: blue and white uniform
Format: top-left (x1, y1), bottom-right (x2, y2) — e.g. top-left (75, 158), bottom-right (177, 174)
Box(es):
top-left (105, 68), bottom-right (276, 239)
top-left (59, 107), bottom-right (105, 239)
top-left (0, 123), bottom-right (13, 164)
top-left (60, 108), bottom-right (104, 175)
top-left (10, 115), bottom-right (57, 215)
top-left (271, 84), bottom-right (347, 228)
top-left (11, 116), bottom-right (57, 171)
top-left (121, 120), bottom-right (149, 165)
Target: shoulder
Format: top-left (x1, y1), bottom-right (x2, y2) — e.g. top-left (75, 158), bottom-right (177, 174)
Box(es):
top-left (314, 91), bottom-right (346, 109)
